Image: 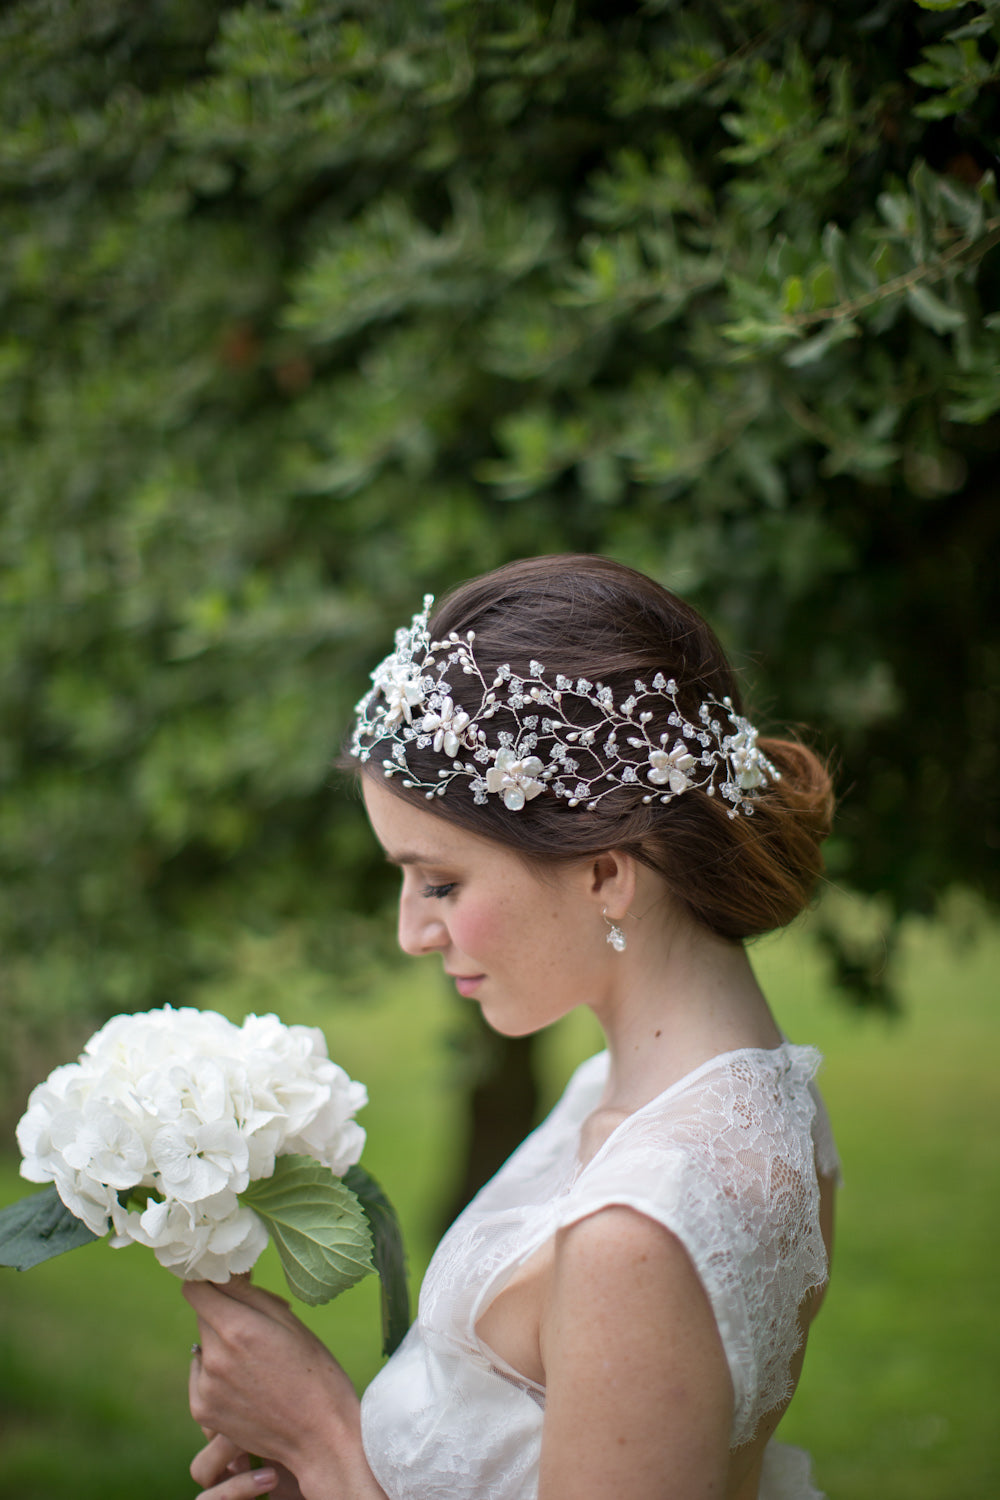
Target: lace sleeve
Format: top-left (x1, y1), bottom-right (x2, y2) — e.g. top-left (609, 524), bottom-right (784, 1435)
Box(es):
top-left (551, 1048), bottom-right (830, 1448)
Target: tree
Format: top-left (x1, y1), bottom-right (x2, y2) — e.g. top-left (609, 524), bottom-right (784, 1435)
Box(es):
top-left (1, 1), bottom-right (997, 1179)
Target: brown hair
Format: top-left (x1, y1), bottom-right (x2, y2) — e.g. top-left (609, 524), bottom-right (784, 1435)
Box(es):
top-left (356, 555), bottom-right (833, 941)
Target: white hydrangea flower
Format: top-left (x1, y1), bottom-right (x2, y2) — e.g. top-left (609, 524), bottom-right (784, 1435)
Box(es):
top-left (151, 1113), bottom-right (250, 1202)
top-left (53, 1166), bottom-right (120, 1238)
top-left (14, 1006), bottom-right (367, 1283)
top-left (52, 1099), bottom-right (149, 1190)
top-left (118, 1194), bottom-right (268, 1282)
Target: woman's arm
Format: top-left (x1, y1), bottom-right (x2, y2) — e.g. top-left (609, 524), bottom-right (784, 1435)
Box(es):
top-left (537, 1205), bottom-right (733, 1500)
top-left (184, 1278), bottom-right (387, 1500)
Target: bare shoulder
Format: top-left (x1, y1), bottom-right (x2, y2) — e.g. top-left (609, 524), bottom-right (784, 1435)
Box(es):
top-left (554, 1200), bottom-right (687, 1268)
top-left (544, 1204), bottom-right (728, 1362)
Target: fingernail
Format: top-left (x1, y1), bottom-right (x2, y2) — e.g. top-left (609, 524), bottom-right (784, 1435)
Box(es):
top-left (251, 1470), bottom-right (277, 1493)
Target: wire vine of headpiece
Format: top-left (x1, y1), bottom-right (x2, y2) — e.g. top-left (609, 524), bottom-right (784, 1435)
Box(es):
top-left (350, 596), bottom-right (779, 817)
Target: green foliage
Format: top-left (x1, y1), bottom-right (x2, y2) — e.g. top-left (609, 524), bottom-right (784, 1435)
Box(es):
top-left (344, 1162), bottom-right (411, 1355)
top-left (0, 1186), bottom-right (98, 1270)
top-left (241, 1154), bottom-right (375, 1305)
top-left (0, 1164), bottom-right (408, 1351)
top-left (1, 0), bottom-right (998, 1089)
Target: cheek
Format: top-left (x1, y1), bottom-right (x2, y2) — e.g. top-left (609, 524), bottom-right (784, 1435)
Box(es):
top-left (448, 897), bottom-right (506, 959)
top-left (452, 887), bottom-right (571, 976)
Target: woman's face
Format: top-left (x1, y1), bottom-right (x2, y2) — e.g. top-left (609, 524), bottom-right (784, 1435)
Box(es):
top-left (362, 776), bottom-right (613, 1037)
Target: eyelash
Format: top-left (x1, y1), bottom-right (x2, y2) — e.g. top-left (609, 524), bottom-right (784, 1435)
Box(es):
top-left (421, 882), bottom-right (456, 900)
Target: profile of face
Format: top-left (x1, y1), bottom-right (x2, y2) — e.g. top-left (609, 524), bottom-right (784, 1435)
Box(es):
top-left (362, 776), bottom-right (629, 1037)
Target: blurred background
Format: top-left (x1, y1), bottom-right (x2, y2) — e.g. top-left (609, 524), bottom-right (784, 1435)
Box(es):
top-left (1, 1), bottom-right (997, 1495)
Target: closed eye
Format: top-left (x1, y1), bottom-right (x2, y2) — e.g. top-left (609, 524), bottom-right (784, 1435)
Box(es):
top-left (421, 882), bottom-right (456, 899)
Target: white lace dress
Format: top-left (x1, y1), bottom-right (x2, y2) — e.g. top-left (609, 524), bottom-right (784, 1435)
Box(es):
top-left (361, 1043), bottom-right (839, 1500)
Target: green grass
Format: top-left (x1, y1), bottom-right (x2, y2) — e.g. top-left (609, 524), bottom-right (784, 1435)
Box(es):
top-left (754, 906), bottom-right (999, 1498)
top-left (1, 901), bottom-right (997, 1498)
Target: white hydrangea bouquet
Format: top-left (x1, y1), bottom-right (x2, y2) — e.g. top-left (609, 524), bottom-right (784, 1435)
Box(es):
top-left (0, 1007), bottom-right (408, 1355)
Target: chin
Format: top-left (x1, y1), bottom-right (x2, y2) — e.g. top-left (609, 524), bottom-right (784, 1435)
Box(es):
top-left (481, 1014), bottom-right (535, 1040)
top-left (478, 1001), bottom-right (564, 1040)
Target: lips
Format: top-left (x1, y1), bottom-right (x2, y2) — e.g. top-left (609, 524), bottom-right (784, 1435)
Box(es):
top-left (447, 972), bottom-right (484, 998)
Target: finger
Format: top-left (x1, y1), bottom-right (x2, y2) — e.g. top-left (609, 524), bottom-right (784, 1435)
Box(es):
top-left (216, 1275), bottom-right (290, 1310)
top-left (185, 1281), bottom-right (256, 1357)
top-left (188, 1336), bottom-right (239, 1435)
top-left (210, 1278), bottom-right (300, 1332)
top-left (189, 1338), bottom-right (205, 1417)
top-left (184, 1278), bottom-right (293, 1326)
top-left (185, 1284), bottom-right (307, 1356)
top-left (191, 1432), bottom-right (252, 1488)
top-left (184, 1277), bottom-right (304, 1340)
top-left (195, 1465), bottom-right (277, 1498)
top-left (184, 1275), bottom-right (288, 1310)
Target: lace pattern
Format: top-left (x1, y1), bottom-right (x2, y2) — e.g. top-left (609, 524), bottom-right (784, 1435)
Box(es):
top-left (361, 1042), bottom-right (836, 1497)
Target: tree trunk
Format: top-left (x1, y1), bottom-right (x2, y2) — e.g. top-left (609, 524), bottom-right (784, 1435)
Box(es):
top-left (442, 1018), bottom-right (539, 1229)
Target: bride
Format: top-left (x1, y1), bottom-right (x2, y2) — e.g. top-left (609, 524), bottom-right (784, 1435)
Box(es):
top-left (185, 554), bottom-right (838, 1500)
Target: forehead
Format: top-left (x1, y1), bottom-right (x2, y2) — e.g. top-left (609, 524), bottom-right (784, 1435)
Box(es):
top-left (361, 775), bottom-right (498, 866)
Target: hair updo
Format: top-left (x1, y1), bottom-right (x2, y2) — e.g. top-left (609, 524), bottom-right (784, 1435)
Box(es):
top-left (358, 554), bottom-right (833, 941)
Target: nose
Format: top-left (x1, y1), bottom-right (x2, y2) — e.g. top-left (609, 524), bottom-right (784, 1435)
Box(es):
top-left (397, 882), bottom-right (448, 957)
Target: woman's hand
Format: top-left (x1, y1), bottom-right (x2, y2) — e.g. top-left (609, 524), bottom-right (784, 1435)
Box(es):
top-left (189, 1431), bottom-right (301, 1499)
top-left (184, 1277), bottom-right (385, 1499)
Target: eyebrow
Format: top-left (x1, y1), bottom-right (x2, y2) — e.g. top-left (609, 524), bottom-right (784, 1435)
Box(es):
top-left (384, 851), bottom-right (435, 867)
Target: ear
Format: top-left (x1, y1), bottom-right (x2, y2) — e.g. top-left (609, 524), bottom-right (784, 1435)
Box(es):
top-left (587, 851), bottom-right (637, 920)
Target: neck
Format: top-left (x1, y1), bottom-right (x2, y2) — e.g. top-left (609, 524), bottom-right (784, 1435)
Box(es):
top-left (590, 901), bottom-right (782, 1115)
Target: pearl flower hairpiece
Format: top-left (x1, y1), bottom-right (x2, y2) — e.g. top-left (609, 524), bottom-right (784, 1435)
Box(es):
top-left (350, 596), bottom-right (779, 817)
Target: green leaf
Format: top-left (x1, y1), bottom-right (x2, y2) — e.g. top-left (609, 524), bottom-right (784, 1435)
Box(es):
top-left (936, 174), bottom-right (986, 237)
top-left (822, 223), bottom-right (854, 297)
top-left (809, 264), bottom-right (837, 307)
top-left (943, 17), bottom-right (995, 41)
top-left (344, 1164), bottom-right (411, 1357)
top-left (906, 282), bottom-right (967, 333)
top-left (0, 1187), bottom-right (99, 1270)
top-left (241, 1156), bottom-right (375, 1307)
top-left (783, 321), bottom-right (860, 367)
top-left (781, 275), bottom-right (805, 313)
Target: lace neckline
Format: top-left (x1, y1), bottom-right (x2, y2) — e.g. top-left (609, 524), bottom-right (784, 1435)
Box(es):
top-left (567, 1041), bottom-right (816, 1181)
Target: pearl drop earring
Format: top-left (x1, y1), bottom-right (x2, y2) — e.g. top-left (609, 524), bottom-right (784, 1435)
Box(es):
top-left (603, 909), bottom-right (627, 953)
